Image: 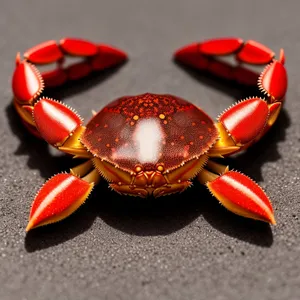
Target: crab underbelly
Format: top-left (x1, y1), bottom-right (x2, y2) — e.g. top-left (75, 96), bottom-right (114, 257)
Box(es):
top-left (93, 154), bottom-right (209, 198)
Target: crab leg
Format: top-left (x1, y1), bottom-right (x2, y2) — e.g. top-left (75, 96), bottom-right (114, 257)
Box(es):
top-left (12, 38), bottom-right (127, 136)
top-left (174, 38), bottom-right (283, 84)
top-left (30, 97), bottom-right (92, 158)
top-left (26, 160), bottom-right (101, 231)
top-left (210, 92), bottom-right (285, 156)
top-left (174, 38), bottom-right (287, 155)
top-left (209, 96), bottom-right (281, 156)
top-left (197, 161), bottom-right (275, 224)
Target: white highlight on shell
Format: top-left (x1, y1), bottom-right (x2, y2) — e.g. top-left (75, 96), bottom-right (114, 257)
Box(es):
top-left (39, 100), bottom-right (79, 131)
top-left (134, 118), bottom-right (163, 163)
top-left (112, 118), bottom-right (163, 163)
top-left (223, 100), bottom-right (259, 130)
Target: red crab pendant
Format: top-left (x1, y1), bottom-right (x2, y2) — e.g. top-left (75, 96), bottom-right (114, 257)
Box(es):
top-left (11, 37), bottom-right (287, 231)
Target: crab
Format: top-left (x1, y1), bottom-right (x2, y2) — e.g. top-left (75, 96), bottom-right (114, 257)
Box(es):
top-left (11, 37), bottom-right (287, 231)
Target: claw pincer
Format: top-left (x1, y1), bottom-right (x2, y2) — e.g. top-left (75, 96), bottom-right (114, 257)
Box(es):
top-left (12, 61), bottom-right (43, 104)
top-left (205, 171), bottom-right (275, 225)
top-left (26, 174), bottom-right (94, 231)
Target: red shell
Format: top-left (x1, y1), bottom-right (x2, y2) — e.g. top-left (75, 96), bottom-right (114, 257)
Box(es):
top-left (236, 40), bottom-right (274, 65)
top-left (24, 40), bottom-right (63, 64)
top-left (81, 93), bottom-right (218, 172)
top-left (34, 98), bottom-right (82, 145)
top-left (12, 62), bottom-right (43, 103)
top-left (199, 38), bottom-right (243, 56)
top-left (260, 61), bottom-right (287, 100)
top-left (219, 98), bottom-right (269, 145)
top-left (60, 38), bottom-right (98, 56)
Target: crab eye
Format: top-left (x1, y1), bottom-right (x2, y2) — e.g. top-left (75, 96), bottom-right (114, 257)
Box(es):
top-left (135, 165), bottom-right (143, 173)
top-left (156, 164), bottom-right (164, 172)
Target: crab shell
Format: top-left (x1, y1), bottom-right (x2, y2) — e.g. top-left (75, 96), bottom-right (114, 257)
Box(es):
top-left (80, 93), bottom-right (218, 197)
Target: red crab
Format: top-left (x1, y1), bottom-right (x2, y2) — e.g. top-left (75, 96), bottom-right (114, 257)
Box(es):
top-left (11, 37), bottom-right (287, 231)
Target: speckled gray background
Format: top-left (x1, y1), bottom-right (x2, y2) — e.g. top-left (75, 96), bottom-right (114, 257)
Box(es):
top-left (1, 0), bottom-right (300, 299)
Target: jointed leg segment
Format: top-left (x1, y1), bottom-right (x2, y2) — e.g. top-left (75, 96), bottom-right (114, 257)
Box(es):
top-left (175, 37), bottom-right (287, 157)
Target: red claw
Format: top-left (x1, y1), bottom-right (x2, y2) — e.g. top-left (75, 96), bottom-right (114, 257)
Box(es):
top-left (199, 38), bottom-right (243, 56)
top-left (24, 40), bottom-right (63, 64)
top-left (236, 40), bottom-right (274, 65)
top-left (26, 173), bottom-right (93, 231)
top-left (91, 44), bottom-right (128, 70)
top-left (207, 171), bottom-right (275, 224)
top-left (60, 38), bottom-right (98, 57)
top-left (13, 38), bottom-right (128, 139)
top-left (259, 61), bottom-right (287, 100)
top-left (174, 42), bottom-right (198, 58)
top-left (33, 98), bottom-right (82, 146)
top-left (12, 61), bottom-right (43, 104)
top-left (174, 43), bottom-right (209, 70)
top-left (219, 98), bottom-right (269, 145)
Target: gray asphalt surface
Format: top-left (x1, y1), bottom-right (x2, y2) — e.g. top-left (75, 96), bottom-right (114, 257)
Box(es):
top-left (0, 0), bottom-right (299, 299)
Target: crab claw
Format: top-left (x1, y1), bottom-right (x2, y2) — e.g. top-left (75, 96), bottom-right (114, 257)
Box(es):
top-left (207, 171), bottom-right (275, 224)
top-left (33, 98), bottom-right (82, 146)
top-left (26, 173), bottom-right (93, 231)
top-left (259, 60), bottom-right (288, 100)
top-left (174, 43), bottom-right (209, 70)
top-left (12, 61), bottom-right (44, 104)
top-left (91, 44), bottom-right (128, 71)
top-left (218, 97), bottom-right (269, 146)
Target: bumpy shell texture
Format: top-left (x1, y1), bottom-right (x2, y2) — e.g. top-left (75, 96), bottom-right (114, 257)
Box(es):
top-left (81, 93), bottom-right (218, 172)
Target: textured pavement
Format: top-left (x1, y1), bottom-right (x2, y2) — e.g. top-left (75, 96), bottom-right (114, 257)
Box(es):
top-left (0, 0), bottom-right (300, 299)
